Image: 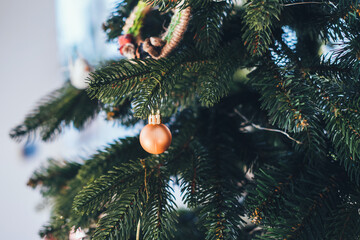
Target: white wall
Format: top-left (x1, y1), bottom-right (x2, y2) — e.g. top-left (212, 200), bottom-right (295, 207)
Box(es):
top-left (0, 1), bottom-right (61, 239)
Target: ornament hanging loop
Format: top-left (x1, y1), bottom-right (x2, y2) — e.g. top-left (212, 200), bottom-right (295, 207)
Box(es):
top-left (148, 110), bottom-right (161, 124)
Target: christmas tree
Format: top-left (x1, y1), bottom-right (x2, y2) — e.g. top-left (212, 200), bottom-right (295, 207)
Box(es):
top-left (11, 0), bottom-right (360, 239)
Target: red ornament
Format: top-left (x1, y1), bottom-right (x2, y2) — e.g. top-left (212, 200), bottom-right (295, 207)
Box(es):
top-left (140, 113), bottom-right (172, 154)
top-left (118, 34), bottom-right (134, 55)
top-left (42, 234), bottom-right (56, 240)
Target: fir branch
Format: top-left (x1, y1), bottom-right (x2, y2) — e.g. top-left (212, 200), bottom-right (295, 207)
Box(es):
top-left (92, 184), bottom-right (144, 240)
top-left (247, 158), bottom-right (347, 239)
top-left (309, 59), bottom-right (354, 84)
top-left (330, 39), bottom-right (360, 79)
top-left (28, 159), bottom-right (81, 197)
top-left (196, 147), bottom-right (245, 240)
top-left (250, 64), bottom-right (310, 132)
top-left (249, 62), bottom-right (328, 161)
top-left (288, 177), bottom-right (339, 239)
top-left (75, 137), bottom-right (147, 185)
top-left (196, 61), bottom-right (232, 107)
top-left (247, 163), bottom-right (296, 226)
top-left (305, 0), bottom-right (360, 42)
top-left (142, 164), bottom-right (178, 240)
top-left (39, 216), bottom-right (70, 240)
top-left (73, 160), bottom-right (145, 215)
top-left (35, 137), bottom-right (147, 231)
top-left (50, 138), bottom-right (148, 234)
top-left (198, 176), bottom-right (244, 240)
top-left (88, 48), bottom-right (240, 118)
top-left (10, 82), bottom-right (100, 141)
top-left (179, 139), bottom-right (210, 208)
top-left (242, 0), bottom-right (282, 56)
top-left (191, 1), bottom-right (231, 55)
top-left (271, 33), bottom-right (360, 172)
top-left (308, 74), bottom-right (360, 183)
top-left (87, 56), bottom-right (185, 118)
top-left (325, 197), bottom-right (360, 239)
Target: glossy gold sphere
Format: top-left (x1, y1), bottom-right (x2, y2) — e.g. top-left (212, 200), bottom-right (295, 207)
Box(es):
top-left (140, 123), bottom-right (172, 154)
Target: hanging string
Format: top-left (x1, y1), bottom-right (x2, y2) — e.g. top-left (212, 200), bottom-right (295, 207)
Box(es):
top-left (136, 159), bottom-right (150, 240)
top-left (140, 159), bottom-right (149, 201)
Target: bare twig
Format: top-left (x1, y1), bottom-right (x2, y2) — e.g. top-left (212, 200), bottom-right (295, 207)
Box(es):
top-left (234, 109), bottom-right (303, 144)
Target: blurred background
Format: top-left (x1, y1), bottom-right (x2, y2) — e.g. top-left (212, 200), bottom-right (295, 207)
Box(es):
top-left (0, 0), bottom-right (143, 239)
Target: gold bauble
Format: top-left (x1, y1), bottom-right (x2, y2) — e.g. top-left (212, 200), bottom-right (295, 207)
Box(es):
top-left (139, 113), bottom-right (172, 154)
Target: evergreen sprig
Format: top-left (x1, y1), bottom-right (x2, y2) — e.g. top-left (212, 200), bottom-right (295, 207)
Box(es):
top-left (33, 137), bottom-right (147, 239)
top-left (242, 0), bottom-right (282, 56)
top-left (27, 159), bottom-right (81, 197)
top-left (10, 82), bottom-right (100, 141)
top-left (92, 181), bottom-right (144, 240)
top-left (307, 74), bottom-right (360, 184)
top-left (74, 137), bottom-right (147, 185)
top-left (73, 160), bottom-right (146, 215)
top-left (142, 164), bottom-right (178, 240)
top-left (197, 158), bottom-right (244, 240)
top-left (191, 1), bottom-right (231, 55)
top-left (179, 140), bottom-right (210, 208)
top-left (246, 157), bottom-right (350, 239)
top-left (325, 194), bottom-right (360, 239)
top-left (88, 48), bottom-right (240, 118)
top-left (249, 62), bottom-right (328, 161)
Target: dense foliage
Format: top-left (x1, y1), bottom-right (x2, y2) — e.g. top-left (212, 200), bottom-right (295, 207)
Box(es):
top-left (12, 0), bottom-right (360, 239)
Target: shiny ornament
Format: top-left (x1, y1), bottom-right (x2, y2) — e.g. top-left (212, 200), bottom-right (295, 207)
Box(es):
top-left (42, 235), bottom-right (56, 240)
top-left (140, 113), bottom-right (172, 154)
top-left (69, 57), bottom-right (93, 89)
